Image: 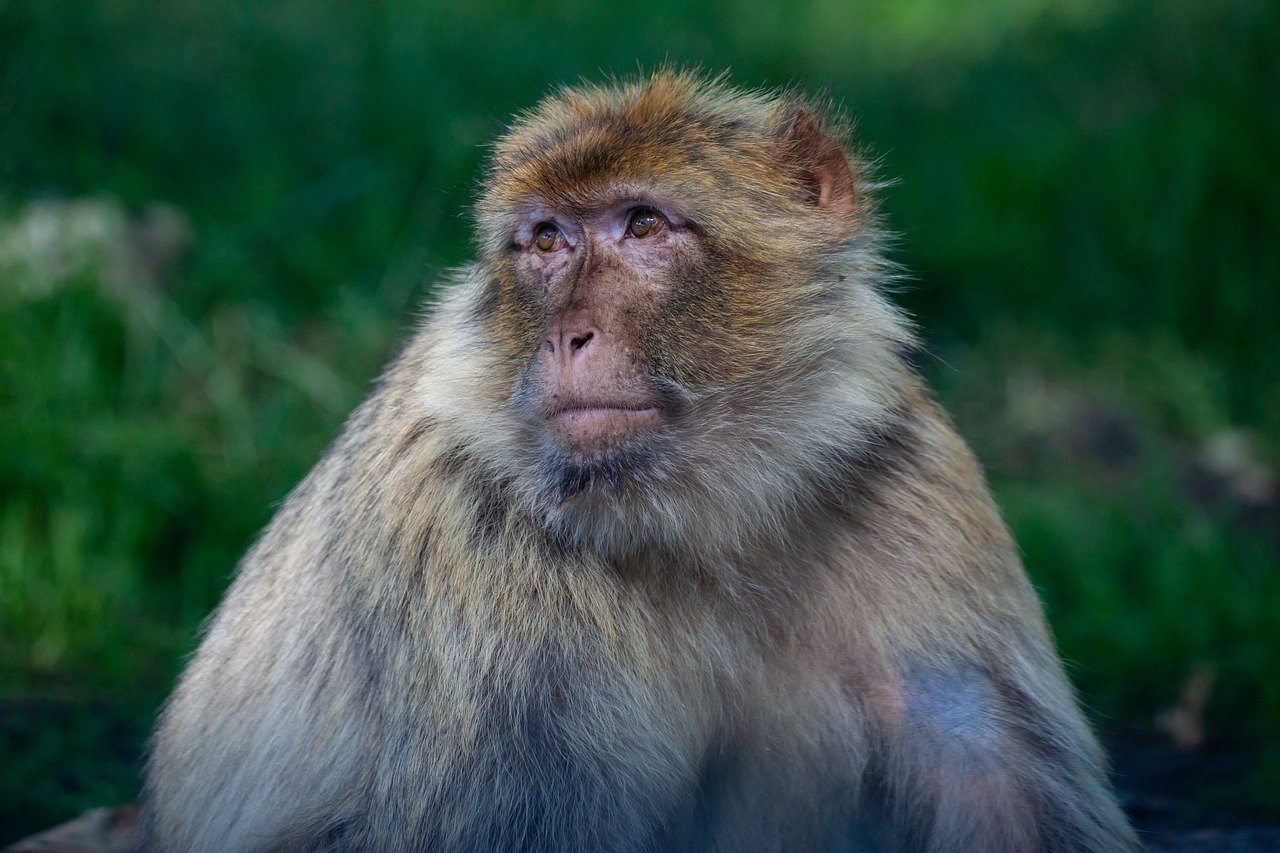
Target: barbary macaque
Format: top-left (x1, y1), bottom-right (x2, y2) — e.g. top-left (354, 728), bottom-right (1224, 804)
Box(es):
top-left (143, 71), bottom-right (1137, 851)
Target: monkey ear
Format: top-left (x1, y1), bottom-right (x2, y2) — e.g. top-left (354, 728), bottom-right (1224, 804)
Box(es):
top-left (776, 110), bottom-right (858, 224)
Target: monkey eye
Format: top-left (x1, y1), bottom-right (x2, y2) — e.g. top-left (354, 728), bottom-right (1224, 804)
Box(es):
top-left (626, 207), bottom-right (662, 239)
top-left (534, 222), bottom-right (562, 252)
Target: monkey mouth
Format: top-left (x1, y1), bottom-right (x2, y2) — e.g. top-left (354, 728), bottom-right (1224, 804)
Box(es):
top-left (545, 401), bottom-right (662, 452)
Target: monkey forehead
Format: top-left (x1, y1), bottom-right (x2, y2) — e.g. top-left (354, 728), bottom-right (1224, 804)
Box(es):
top-left (481, 71), bottom-right (800, 218)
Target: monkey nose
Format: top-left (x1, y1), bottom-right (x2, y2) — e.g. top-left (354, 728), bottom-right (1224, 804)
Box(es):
top-left (546, 326), bottom-right (598, 361)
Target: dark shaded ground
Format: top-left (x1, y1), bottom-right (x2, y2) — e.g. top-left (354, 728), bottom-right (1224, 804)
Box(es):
top-left (1116, 737), bottom-right (1280, 850)
top-left (1145, 829), bottom-right (1280, 852)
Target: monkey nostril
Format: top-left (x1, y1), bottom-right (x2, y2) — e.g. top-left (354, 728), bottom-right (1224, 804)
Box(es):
top-left (568, 331), bottom-right (594, 353)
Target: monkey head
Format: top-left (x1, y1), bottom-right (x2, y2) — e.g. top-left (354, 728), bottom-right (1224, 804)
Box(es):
top-left (461, 72), bottom-right (913, 558)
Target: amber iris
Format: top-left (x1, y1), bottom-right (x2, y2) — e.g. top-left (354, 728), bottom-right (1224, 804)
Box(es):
top-left (535, 222), bottom-right (560, 251)
top-left (627, 208), bottom-right (659, 238)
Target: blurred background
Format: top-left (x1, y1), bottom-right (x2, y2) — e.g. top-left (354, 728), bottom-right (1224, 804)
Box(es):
top-left (1, 0), bottom-right (1277, 843)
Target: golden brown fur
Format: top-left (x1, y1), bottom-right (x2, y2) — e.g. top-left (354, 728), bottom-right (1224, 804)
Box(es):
top-left (143, 71), bottom-right (1136, 851)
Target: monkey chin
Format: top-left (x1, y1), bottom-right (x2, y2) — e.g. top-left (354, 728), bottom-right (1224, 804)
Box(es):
top-left (537, 410), bottom-right (663, 506)
top-left (536, 442), bottom-right (663, 561)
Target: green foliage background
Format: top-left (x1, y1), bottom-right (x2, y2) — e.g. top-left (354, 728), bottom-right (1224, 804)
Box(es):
top-left (1, 0), bottom-right (1277, 840)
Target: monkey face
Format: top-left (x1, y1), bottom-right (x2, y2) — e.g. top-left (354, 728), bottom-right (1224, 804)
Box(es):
top-left (467, 73), bottom-right (891, 553)
top-left (499, 196), bottom-right (703, 491)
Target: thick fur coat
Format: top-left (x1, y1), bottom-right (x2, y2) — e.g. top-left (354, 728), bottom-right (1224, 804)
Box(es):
top-left (144, 72), bottom-right (1136, 851)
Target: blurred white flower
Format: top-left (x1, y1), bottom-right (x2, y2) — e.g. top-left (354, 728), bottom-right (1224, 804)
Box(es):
top-left (0, 197), bottom-right (190, 301)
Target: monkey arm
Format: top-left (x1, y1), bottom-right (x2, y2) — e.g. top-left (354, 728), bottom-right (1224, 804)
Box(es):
top-left (858, 653), bottom-right (1128, 852)
top-left (829, 403), bottom-right (1136, 852)
top-left (142, 467), bottom-right (372, 852)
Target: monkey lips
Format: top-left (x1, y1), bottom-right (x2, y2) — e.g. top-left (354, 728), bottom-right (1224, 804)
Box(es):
top-left (545, 400), bottom-right (663, 455)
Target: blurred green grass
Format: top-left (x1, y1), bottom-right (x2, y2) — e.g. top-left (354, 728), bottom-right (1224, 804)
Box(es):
top-left (1, 0), bottom-right (1278, 840)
